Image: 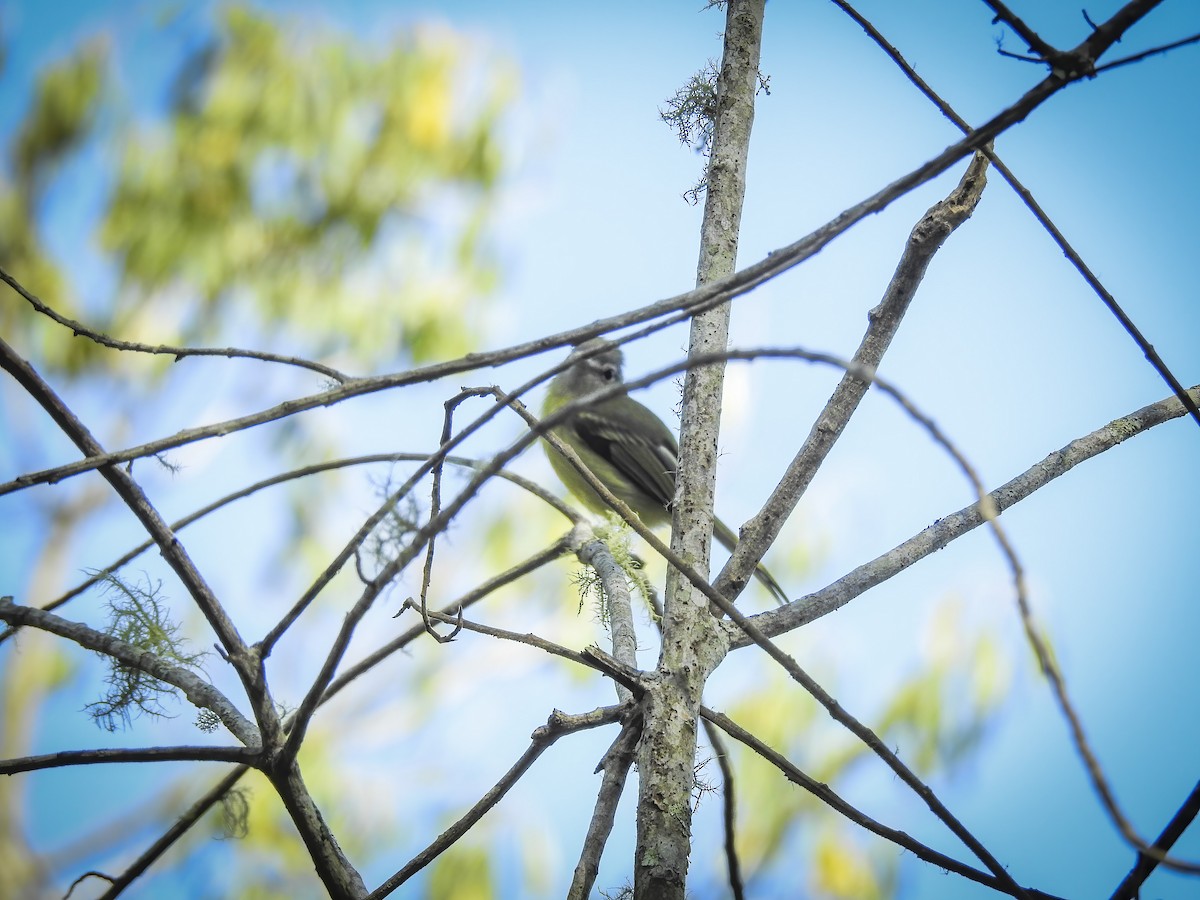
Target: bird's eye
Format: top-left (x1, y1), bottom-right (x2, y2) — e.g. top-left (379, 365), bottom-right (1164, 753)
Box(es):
top-left (601, 365), bottom-right (617, 382)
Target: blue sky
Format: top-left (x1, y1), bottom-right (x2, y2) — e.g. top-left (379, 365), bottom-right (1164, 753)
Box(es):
top-left (2, 2), bottom-right (1198, 898)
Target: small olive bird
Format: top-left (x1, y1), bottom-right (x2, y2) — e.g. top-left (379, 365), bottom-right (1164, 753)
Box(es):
top-left (542, 338), bottom-right (788, 604)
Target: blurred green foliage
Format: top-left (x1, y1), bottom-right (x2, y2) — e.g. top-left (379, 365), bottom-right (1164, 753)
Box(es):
top-left (723, 599), bottom-right (1010, 897)
top-left (0, 6), bottom-right (515, 897)
top-left (0, 7), bottom-right (1019, 899)
top-left (1, 5), bottom-right (511, 374)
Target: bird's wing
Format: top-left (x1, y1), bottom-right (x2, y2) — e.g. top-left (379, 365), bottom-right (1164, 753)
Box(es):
top-left (572, 407), bottom-right (678, 510)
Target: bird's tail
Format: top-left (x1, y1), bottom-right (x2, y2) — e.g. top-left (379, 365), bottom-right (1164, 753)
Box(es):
top-left (713, 518), bottom-right (789, 605)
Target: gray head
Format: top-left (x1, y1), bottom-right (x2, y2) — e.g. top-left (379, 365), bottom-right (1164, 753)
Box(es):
top-left (558, 338), bottom-right (625, 393)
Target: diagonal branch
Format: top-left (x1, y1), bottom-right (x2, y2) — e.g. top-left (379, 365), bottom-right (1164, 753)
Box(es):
top-left (0, 597), bottom-right (259, 748)
top-left (0, 338), bottom-right (257, 689)
top-left (715, 149), bottom-right (991, 602)
top-left (981, 0), bottom-right (1060, 61)
top-left (1110, 779), bottom-right (1200, 897)
top-left (0, 265), bottom-right (351, 382)
top-left (0, 452), bottom-right (575, 647)
top-left (567, 716), bottom-right (642, 900)
top-left (1095, 31), bottom-right (1200, 73)
top-left (828, 0), bottom-right (1200, 429)
top-left (79, 539), bottom-right (576, 897)
top-left (701, 707), bottom-right (1065, 900)
top-left (0, 344), bottom-right (366, 895)
top-left (0, 3), bottom-right (1162, 502)
top-left (366, 706), bottom-right (624, 899)
top-left (732, 384), bottom-right (1200, 644)
top-left (95, 766), bottom-right (250, 900)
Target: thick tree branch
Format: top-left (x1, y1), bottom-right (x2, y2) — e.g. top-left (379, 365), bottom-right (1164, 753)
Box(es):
top-left (638, 4), bottom-right (765, 893)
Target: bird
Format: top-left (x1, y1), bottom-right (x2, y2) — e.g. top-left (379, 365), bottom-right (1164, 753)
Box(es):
top-left (542, 338), bottom-right (788, 604)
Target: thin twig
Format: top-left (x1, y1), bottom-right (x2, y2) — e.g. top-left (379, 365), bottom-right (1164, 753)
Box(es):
top-left (96, 766), bottom-right (250, 899)
top-left (1110, 779), bottom-right (1200, 897)
top-left (403, 605), bottom-right (644, 697)
top-left (828, 0), bottom-right (1200, 429)
top-left (331, 536), bottom-right (576, 699)
top-left (366, 707), bottom-right (623, 899)
top-left (0, 745), bottom-right (258, 775)
top-left (701, 707), bottom-right (1064, 900)
top-left (700, 716), bottom-right (745, 900)
top-left (1095, 31), bottom-right (1200, 72)
top-left (567, 716), bottom-right (642, 900)
top-left (0, 11), bottom-right (1154, 502)
top-left (0, 597), bottom-right (259, 748)
top-left (0, 265), bottom-right (351, 382)
top-left (981, 0), bottom-right (1060, 61)
top-left (0, 453), bottom-right (576, 647)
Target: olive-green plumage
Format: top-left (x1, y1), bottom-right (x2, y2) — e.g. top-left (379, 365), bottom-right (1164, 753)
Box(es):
top-left (543, 338), bottom-right (788, 604)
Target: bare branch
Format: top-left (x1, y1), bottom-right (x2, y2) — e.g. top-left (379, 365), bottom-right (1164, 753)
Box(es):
top-left (981, 0), bottom-right (1060, 61)
top-left (0, 745), bottom-right (257, 775)
top-left (567, 716), bottom-right (641, 900)
top-left (367, 707), bottom-right (623, 898)
top-left (1095, 31), bottom-right (1200, 72)
top-left (828, 0), bottom-right (1200, 429)
top-left (0, 265), bottom-right (351, 382)
top-left (735, 385), bottom-right (1200, 644)
top-left (404, 605), bottom-right (644, 697)
top-left (577, 530), bottom-right (640, 704)
top-left (82, 539), bottom-right (577, 896)
top-left (0, 451), bottom-right (576, 647)
top-left (1110, 778), bottom-right (1200, 896)
top-left (0, 597), bottom-right (259, 748)
top-left (700, 716), bottom-right (745, 900)
top-left (0, 337), bottom-right (271, 734)
top-left (0, 6), bottom-right (1160, 503)
top-left (326, 537), bottom-right (576, 701)
top-left (700, 707), bottom-right (1064, 900)
top-left (94, 767), bottom-right (249, 899)
top-left (637, 2), bottom-right (766, 893)
top-left (716, 149), bottom-right (991, 603)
